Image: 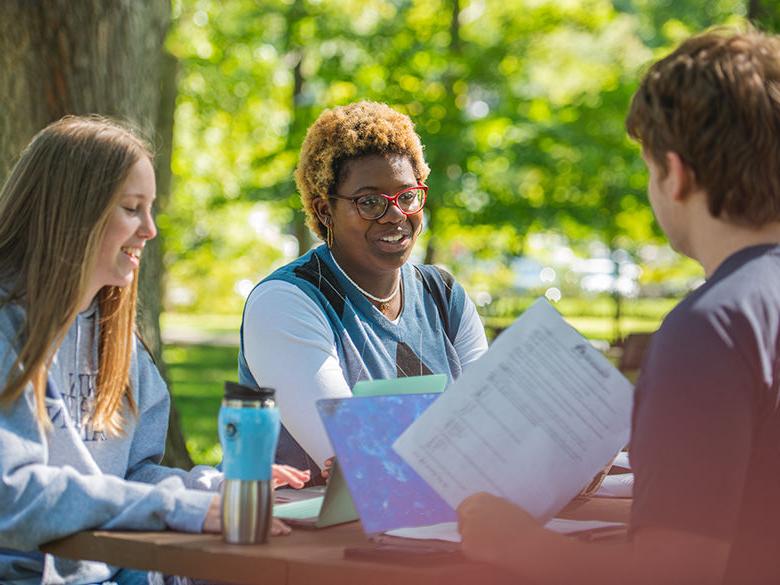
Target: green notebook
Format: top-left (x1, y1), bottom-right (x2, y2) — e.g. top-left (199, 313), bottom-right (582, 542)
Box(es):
top-left (352, 374), bottom-right (448, 397)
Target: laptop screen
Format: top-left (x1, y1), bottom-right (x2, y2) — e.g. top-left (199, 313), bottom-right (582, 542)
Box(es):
top-left (317, 393), bottom-right (456, 535)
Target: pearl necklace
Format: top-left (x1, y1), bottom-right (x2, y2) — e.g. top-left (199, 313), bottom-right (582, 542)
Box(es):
top-left (329, 251), bottom-right (401, 311)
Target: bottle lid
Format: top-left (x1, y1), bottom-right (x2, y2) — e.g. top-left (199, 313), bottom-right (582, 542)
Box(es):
top-left (223, 381), bottom-right (275, 402)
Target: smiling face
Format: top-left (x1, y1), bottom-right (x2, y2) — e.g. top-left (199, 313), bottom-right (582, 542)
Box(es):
top-left (86, 156), bottom-right (157, 304)
top-left (316, 153), bottom-right (423, 289)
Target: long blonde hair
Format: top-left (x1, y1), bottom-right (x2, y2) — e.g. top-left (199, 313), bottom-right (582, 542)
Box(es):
top-left (0, 115), bottom-right (152, 433)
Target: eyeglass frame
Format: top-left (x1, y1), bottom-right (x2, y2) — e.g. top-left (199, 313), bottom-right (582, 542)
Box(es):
top-left (328, 184), bottom-right (428, 220)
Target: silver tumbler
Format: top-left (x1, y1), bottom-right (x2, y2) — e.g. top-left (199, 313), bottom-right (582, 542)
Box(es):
top-left (221, 478), bottom-right (273, 544)
top-left (218, 382), bottom-right (280, 544)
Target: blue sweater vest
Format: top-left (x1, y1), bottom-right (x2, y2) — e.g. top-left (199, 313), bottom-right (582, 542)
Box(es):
top-left (238, 245), bottom-right (467, 474)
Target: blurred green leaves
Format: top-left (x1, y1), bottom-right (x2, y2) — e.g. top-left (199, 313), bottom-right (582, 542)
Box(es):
top-left (164, 0), bottom-right (747, 312)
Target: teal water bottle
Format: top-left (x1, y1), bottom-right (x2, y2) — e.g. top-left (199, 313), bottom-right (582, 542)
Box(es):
top-left (219, 382), bottom-right (280, 544)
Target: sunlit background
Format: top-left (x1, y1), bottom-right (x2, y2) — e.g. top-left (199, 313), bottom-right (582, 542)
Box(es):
top-left (158, 0), bottom-right (759, 462)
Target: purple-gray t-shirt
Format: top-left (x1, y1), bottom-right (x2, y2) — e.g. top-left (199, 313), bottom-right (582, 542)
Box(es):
top-left (630, 244), bottom-right (780, 583)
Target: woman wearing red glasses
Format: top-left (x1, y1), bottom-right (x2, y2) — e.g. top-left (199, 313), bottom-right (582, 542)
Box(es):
top-left (238, 102), bottom-right (488, 478)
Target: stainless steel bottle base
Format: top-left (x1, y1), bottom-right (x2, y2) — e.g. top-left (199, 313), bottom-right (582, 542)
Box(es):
top-left (222, 479), bottom-right (272, 544)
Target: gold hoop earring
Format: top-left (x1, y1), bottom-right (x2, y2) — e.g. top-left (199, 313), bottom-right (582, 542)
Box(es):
top-left (326, 222), bottom-right (334, 248)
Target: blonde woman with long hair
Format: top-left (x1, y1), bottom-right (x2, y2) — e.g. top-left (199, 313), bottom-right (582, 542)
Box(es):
top-left (0, 116), bottom-right (307, 585)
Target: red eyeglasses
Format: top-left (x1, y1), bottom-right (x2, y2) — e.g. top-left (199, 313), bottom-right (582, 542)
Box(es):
top-left (329, 185), bottom-right (428, 220)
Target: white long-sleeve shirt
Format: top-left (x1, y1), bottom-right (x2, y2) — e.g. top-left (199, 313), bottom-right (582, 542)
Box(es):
top-left (242, 280), bottom-right (488, 467)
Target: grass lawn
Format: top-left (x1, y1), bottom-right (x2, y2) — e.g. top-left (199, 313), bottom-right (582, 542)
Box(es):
top-left (164, 343), bottom-right (236, 466)
top-left (482, 296), bottom-right (676, 341)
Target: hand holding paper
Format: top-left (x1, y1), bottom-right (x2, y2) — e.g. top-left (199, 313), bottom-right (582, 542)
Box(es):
top-left (393, 299), bottom-right (634, 522)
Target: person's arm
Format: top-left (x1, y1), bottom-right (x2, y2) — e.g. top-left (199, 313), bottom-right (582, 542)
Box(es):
top-left (0, 382), bottom-right (215, 550)
top-left (458, 493), bottom-right (729, 585)
top-left (124, 343), bottom-right (310, 491)
top-left (242, 281), bottom-right (352, 468)
top-left (458, 309), bottom-right (754, 584)
top-left (452, 291), bottom-right (488, 368)
top-left (124, 344), bottom-right (223, 490)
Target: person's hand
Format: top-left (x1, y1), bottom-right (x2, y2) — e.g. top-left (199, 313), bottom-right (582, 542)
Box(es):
top-left (270, 517), bottom-right (292, 536)
top-left (457, 492), bottom-right (542, 566)
top-left (320, 456), bottom-right (335, 480)
top-left (204, 494), bottom-right (291, 537)
top-left (272, 464), bottom-right (310, 489)
top-left (202, 495), bottom-right (222, 533)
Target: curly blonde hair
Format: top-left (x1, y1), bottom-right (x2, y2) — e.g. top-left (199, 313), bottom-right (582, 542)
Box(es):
top-left (295, 101), bottom-right (431, 240)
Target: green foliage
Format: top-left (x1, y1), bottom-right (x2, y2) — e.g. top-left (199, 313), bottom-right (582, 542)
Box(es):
top-left (162, 1), bottom-right (753, 463)
top-left (164, 0), bottom-right (747, 312)
top-left (164, 343), bottom-right (235, 465)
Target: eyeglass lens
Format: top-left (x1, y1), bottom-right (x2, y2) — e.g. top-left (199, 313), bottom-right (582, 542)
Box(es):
top-left (356, 188), bottom-right (425, 220)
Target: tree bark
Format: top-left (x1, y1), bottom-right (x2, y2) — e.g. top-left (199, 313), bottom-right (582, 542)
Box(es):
top-left (748, 0), bottom-right (765, 24)
top-left (284, 0), bottom-right (313, 255)
top-left (290, 52), bottom-right (313, 254)
top-left (0, 3), bottom-right (47, 182)
top-left (151, 52), bottom-right (195, 469)
top-left (424, 0), bottom-right (461, 266)
top-left (0, 0), bottom-right (193, 468)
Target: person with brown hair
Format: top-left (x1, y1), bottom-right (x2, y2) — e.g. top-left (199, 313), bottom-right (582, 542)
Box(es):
top-left (0, 116), bottom-right (308, 585)
top-left (457, 29), bottom-right (780, 585)
top-left (238, 101), bottom-right (488, 477)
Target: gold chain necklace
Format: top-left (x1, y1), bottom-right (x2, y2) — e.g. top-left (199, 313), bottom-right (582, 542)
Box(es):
top-left (329, 251), bottom-right (400, 311)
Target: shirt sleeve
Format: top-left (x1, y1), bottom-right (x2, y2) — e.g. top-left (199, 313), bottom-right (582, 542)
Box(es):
top-left (452, 293), bottom-right (488, 368)
top-left (124, 343), bottom-right (223, 492)
top-left (0, 335), bottom-right (214, 552)
top-left (629, 309), bottom-right (755, 541)
top-left (242, 281), bottom-right (351, 468)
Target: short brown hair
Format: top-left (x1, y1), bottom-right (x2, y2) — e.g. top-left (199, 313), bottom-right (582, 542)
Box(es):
top-left (626, 29), bottom-right (780, 226)
top-left (295, 101), bottom-right (430, 240)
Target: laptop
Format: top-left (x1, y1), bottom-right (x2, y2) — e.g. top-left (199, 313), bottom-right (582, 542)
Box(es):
top-left (274, 375), bottom-right (447, 528)
top-left (317, 393), bottom-right (627, 561)
top-left (273, 460), bottom-right (357, 528)
top-left (316, 393), bottom-right (455, 537)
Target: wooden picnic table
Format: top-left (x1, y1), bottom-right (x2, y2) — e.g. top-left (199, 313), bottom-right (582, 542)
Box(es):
top-left (41, 497), bottom-right (631, 585)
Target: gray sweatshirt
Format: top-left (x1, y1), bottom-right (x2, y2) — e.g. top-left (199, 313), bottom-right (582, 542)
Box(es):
top-left (0, 297), bottom-right (222, 584)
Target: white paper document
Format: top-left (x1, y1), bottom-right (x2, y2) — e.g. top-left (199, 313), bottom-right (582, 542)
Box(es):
top-left (383, 519), bottom-right (626, 543)
top-left (612, 450), bottom-right (631, 470)
top-left (385, 522), bottom-right (462, 543)
top-left (393, 298), bottom-right (634, 522)
top-left (594, 473), bottom-right (634, 498)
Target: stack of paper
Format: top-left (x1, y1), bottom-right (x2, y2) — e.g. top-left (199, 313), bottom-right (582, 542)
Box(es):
top-left (393, 299), bottom-right (635, 522)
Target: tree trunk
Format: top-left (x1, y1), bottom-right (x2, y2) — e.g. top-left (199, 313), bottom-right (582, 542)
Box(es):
top-left (0, 0), bottom-right (193, 468)
top-left (289, 52), bottom-right (313, 254)
top-left (0, 4), bottom-right (47, 181)
top-left (284, 0), bottom-right (313, 255)
top-left (748, 0), bottom-right (765, 24)
top-left (151, 52), bottom-right (195, 469)
top-left (424, 0), bottom-right (461, 266)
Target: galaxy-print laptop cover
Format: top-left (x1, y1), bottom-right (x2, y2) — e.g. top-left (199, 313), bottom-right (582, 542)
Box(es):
top-left (316, 393), bottom-right (455, 537)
